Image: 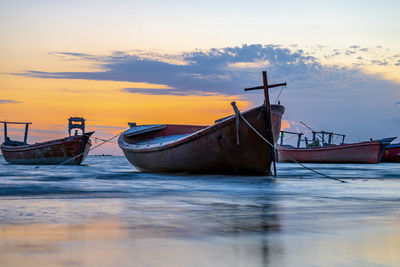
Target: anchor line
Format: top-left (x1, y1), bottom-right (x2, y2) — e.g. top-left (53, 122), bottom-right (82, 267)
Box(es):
top-left (52, 131), bottom-right (124, 168)
top-left (231, 102), bottom-right (347, 183)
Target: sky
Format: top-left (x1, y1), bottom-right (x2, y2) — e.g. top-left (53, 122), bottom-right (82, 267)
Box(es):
top-left (0, 0), bottom-right (399, 155)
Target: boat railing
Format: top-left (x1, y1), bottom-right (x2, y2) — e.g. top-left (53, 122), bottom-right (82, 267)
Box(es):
top-left (280, 130), bottom-right (304, 148)
top-left (0, 121), bottom-right (32, 145)
top-left (311, 131), bottom-right (345, 145)
top-left (280, 130), bottom-right (346, 148)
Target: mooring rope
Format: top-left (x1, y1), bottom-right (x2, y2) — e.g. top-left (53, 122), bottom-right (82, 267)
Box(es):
top-left (51, 131), bottom-right (124, 168)
top-left (274, 85), bottom-right (285, 104)
top-left (94, 136), bottom-right (117, 144)
top-left (231, 102), bottom-right (347, 183)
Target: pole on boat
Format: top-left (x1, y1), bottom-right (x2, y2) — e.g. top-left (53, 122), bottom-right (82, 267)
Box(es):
top-left (244, 71), bottom-right (286, 176)
top-left (4, 121), bottom-right (7, 142)
top-left (23, 123), bottom-right (29, 144)
top-left (262, 71), bottom-right (277, 176)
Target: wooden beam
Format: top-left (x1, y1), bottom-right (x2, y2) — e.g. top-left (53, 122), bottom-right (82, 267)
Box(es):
top-left (243, 71), bottom-right (286, 176)
top-left (0, 121), bottom-right (32, 125)
top-left (23, 123), bottom-right (29, 144)
top-left (281, 130), bottom-right (303, 135)
top-left (244, 82), bottom-right (286, 91)
top-left (297, 133), bottom-right (302, 148)
top-left (262, 71), bottom-right (277, 176)
top-left (4, 121), bottom-right (7, 142)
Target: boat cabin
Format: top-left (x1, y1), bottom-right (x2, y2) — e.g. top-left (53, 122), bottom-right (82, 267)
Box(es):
top-left (68, 117), bottom-right (85, 136)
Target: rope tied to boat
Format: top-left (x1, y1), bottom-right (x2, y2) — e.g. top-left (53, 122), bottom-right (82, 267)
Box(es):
top-left (51, 131), bottom-right (124, 168)
top-left (230, 102), bottom-right (347, 183)
top-left (274, 84), bottom-right (286, 104)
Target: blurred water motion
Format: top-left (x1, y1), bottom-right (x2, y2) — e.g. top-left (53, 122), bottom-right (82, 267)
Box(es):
top-left (1, 156), bottom-right (400, 266)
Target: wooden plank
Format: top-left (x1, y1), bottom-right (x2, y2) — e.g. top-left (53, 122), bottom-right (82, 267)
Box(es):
top-left (124, 124), bottom-right (166, 137)
top-left (262, 71), bottom-right (277, 176)
top-left (281, 130), bottom-right (303, 135)
top-left (23, 123), bottom-right (29, 144)
top-left (244, 82), bottom-right (286, 91)
top-left (0, 121), bottom-right (32, 124)
top-left (4, 121), bottom-right (7, 142)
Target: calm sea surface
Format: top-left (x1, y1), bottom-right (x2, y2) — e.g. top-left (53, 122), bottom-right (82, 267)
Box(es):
top-left (1, 156), bottom-right (400, 266)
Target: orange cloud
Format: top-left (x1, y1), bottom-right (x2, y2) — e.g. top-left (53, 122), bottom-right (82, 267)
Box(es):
top-left (280, 119), bottom-right (290, 131)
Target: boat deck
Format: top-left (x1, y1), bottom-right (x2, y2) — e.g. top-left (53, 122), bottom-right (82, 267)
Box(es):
top-left (135, 134), bottom-right (190, 146)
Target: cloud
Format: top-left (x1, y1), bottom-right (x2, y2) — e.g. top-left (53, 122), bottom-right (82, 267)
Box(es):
top-left (371, 59), bottom-right (389, 66)
top-left (0, 100), bottom-right (21, 104)
top-left (57, 88), bottom-right (88, 93)
top-left (89, 125), bottom-right (127, 129)
top-left (17, 44), bottom-right (323, 96)
top-left (345, 50), bottom-right (356, 55)
top-left (349, 45), bottom-right (360, 49)
top-left (29, 128), bottom-right (66, 135)
top-left (228, 60), bottom-right (270, 69)
top-left (122, 88), bottom-right (193, 96)
top-left (15, 45), bottom-right (399, 98)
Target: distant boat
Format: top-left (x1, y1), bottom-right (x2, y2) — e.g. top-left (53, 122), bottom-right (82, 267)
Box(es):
top-left (118, 104), bottom-right (285, 174)
top-left (1, 117), bottom-right (93, 165)
top-left (278, 130), bottom-right (390, 164)
top-left (381, 141), bottom-right (400, 163)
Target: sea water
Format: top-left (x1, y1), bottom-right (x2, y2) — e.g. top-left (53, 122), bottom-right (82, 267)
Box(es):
top-left (1, 156), bottom-right (400, 266)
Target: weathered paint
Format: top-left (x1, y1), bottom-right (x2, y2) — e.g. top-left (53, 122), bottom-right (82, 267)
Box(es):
top-left (278, 141), bottom-right (383, 164)
top-left (1, 132), bottom-right (93, 165)
top-left (381, 143), bottom-right (400, 162)
top-left (119, 104), bottom-right (284, 175)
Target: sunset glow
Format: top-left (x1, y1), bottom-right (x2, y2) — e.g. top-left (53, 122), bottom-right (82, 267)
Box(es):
top-left (1, 0), bottom-right (399, 155)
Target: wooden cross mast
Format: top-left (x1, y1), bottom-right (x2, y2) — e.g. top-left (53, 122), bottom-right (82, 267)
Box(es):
top-left (244, 71), bottom-right (286, 176)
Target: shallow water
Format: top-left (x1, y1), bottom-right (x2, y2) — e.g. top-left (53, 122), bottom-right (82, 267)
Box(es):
top-left (1, 156), bottom-right (400, 266)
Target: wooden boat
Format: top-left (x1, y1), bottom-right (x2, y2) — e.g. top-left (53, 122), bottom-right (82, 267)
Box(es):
top-left (1, 117), bottom-right (93, 165)
top-left (278, 130), bottom-right (387, 164)
top-left (119, 71), bottom-right (287, 175)
top-left (119, 104), bottom-right (284, 174)
top-left (381, 143), bottom-right (400, 162)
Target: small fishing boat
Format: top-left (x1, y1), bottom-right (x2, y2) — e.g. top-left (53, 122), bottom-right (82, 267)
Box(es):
top-left (278, 130), bottom-right (388, 164)
top-left (119, 71), bottom-right (286, 175)
top-left (1, 117), bottom-right (93, 165)
top-left (119, 104), bottom-right (284, 174)
top-left (381, 142), bottom-right (400, 162)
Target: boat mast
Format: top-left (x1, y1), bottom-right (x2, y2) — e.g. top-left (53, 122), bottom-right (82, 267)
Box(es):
top-left (244, 71), bottom-right (287, 176)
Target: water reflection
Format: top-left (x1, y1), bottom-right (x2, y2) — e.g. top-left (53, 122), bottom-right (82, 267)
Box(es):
top-left (0, 194), bottom-right (283, 267)
top-left (2, 157), bottom-right (400, 266)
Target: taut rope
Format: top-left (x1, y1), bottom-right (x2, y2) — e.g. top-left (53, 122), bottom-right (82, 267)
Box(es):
top-left (231, 102), bottom-right (347, 183)
top-left (52, 131), bottom-right (124, 168)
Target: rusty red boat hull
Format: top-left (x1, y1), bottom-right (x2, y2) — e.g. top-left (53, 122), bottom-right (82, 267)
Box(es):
top-left (119, 104), bottom-right (285, 175)
top-left (1, 132), bottom-right (93, 165)
top-left (381, 143), bottom-right (400, 162)
top-left (278, 141), bottom-right (383, 164)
